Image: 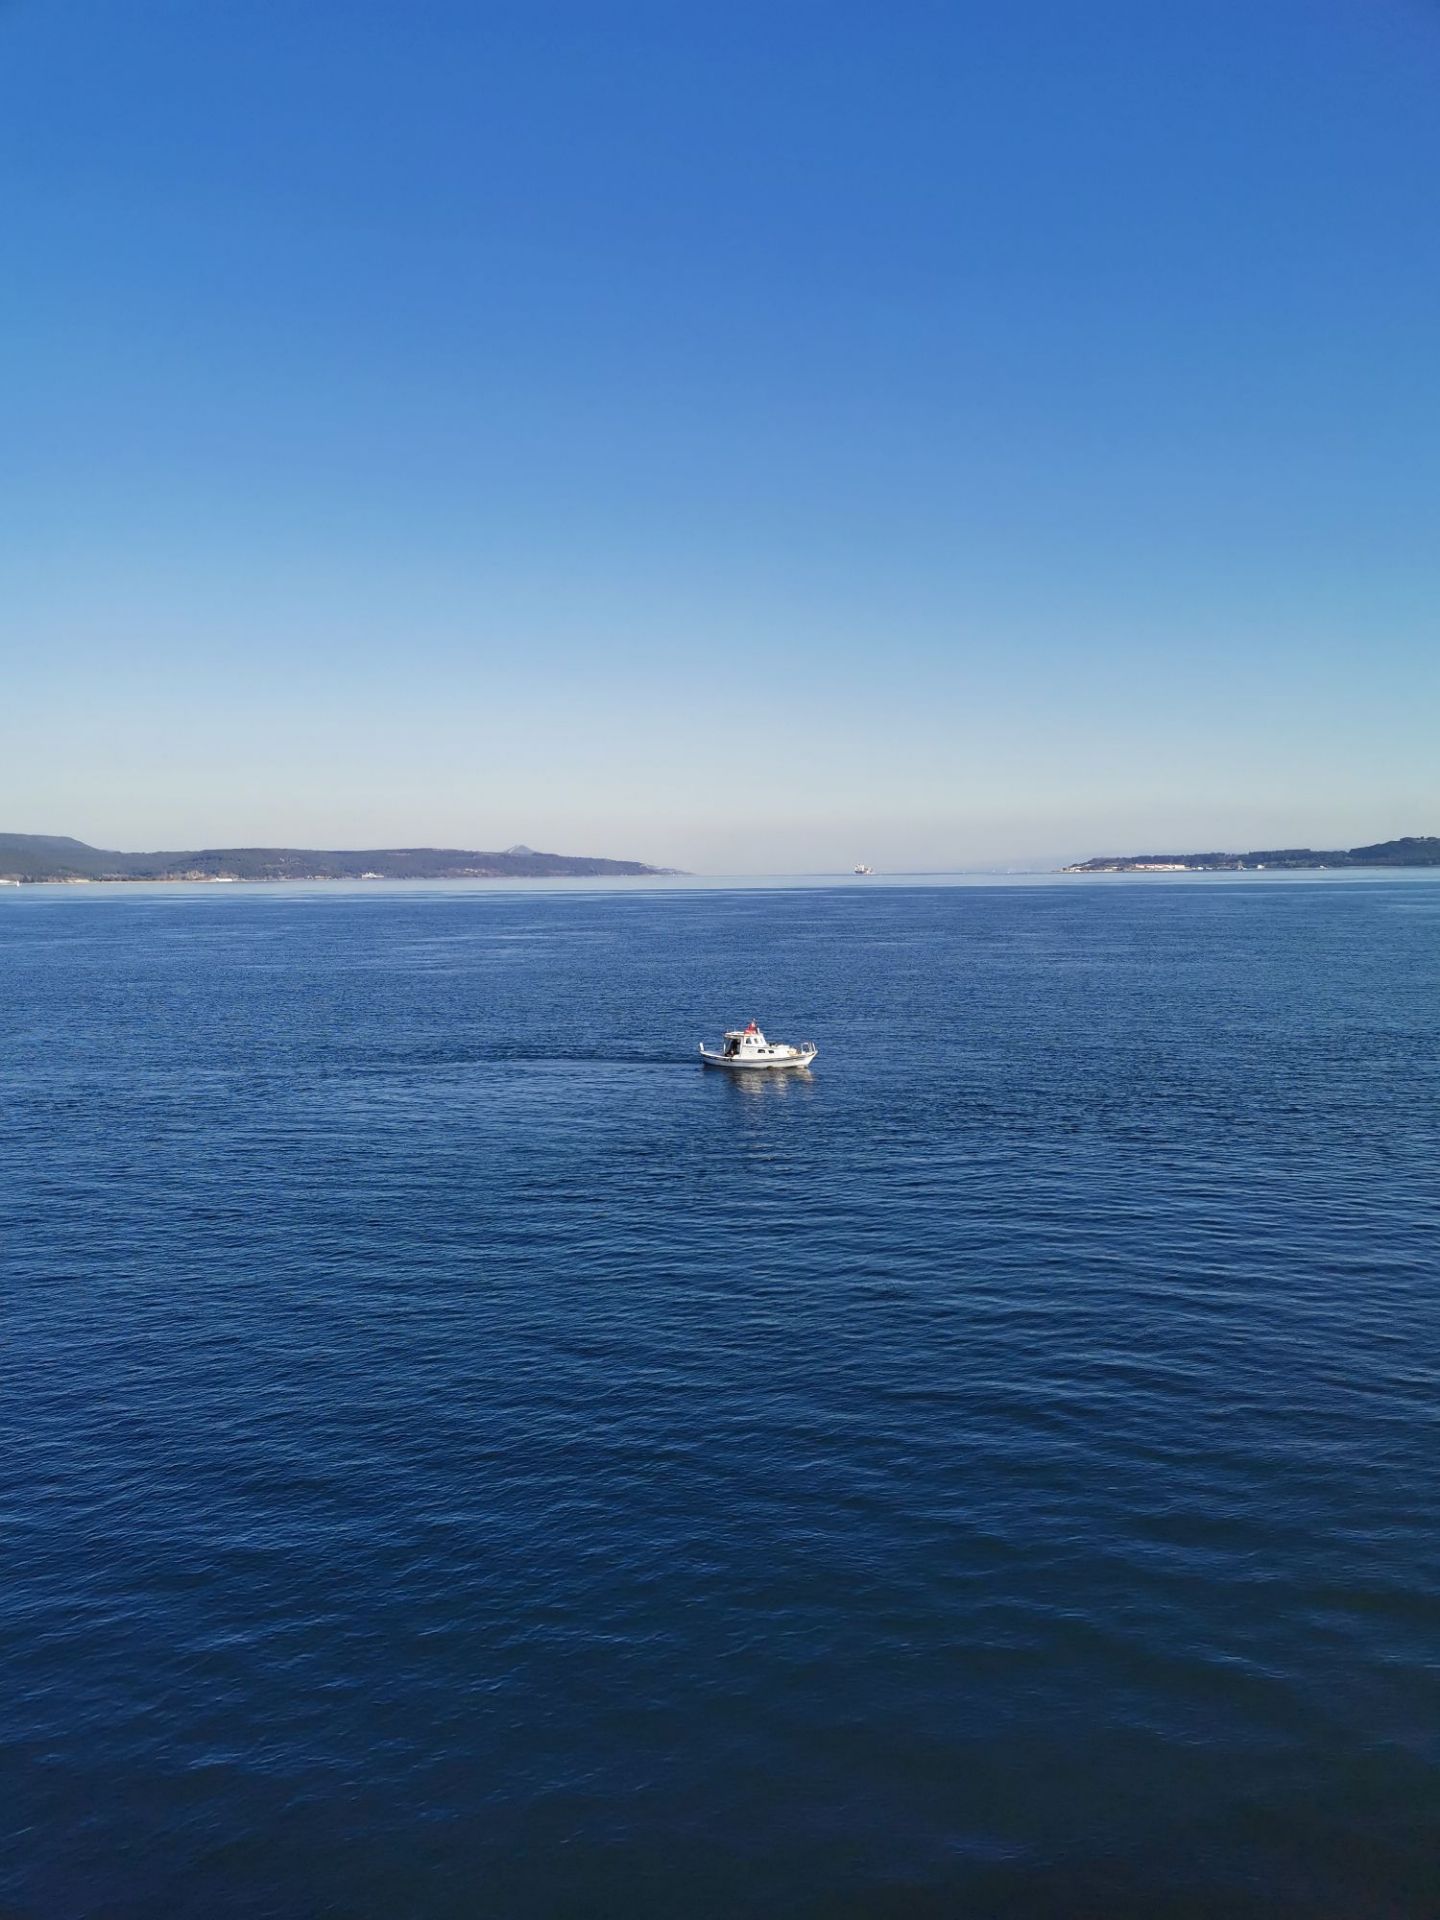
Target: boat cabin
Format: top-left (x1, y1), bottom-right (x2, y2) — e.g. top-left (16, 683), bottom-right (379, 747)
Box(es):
top-left (722, 1022), bottom-right (774, 1058)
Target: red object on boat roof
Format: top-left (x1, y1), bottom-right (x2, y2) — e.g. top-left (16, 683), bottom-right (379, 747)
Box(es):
top-left (745, 1022), bottom-right (758, 1032)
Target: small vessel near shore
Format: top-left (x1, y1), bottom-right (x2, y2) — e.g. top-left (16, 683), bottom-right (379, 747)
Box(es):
top-left (699, 1022), bottom-right (818, 1071)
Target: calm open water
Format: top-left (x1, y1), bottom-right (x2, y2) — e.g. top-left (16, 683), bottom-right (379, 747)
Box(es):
top-left (4, 877), bottom-right (1439, 1919)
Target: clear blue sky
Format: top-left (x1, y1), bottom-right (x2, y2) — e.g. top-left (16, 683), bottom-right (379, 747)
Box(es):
top-left (4, 0), bottom-right (1437, 869)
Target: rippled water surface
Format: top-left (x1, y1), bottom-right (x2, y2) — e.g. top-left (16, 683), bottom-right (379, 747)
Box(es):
top-left (4, 878), bottom-right (1439, 1918)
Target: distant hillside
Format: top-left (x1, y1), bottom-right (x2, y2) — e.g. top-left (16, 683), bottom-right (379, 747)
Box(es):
top-left (0, 835), bottom-right (672, 883)
top-left (1064, 836), bottom-right (1440, 874)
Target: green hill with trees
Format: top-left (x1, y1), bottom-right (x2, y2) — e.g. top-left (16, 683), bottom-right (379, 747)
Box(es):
top-left (0, 835), bottom-right (670, 883)
top-left (1065, 836), bottom-right (1440, 873)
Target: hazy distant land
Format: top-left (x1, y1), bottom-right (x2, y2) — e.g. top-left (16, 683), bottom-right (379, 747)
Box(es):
top-left (0, 835), bottom-right (672, 884)
top-left (1064, 836), bottom-right (1440, 874)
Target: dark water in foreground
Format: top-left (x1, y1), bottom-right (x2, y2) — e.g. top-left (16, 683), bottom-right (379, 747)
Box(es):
top-left (4, 878), bottom-right (1439, 1919)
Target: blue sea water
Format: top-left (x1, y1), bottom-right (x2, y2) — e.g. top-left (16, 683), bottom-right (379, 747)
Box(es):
top-left (3, 875), bottom-right (1439, 1919)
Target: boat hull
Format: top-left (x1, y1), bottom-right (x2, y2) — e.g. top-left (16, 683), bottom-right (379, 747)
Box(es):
top-left (699, 1047), bottom-right (817, 1071)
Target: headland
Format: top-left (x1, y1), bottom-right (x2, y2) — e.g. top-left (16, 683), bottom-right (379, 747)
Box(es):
top-left (0, 834), bottom-right (672, 884)
top-left (1064, 836), bottom-right (1440, 874)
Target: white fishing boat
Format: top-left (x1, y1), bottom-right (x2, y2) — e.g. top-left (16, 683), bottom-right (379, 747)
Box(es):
top-left (699, 1022), bottom-right (817, 1071)
top-left (853, 863), bottom-right (873, 875)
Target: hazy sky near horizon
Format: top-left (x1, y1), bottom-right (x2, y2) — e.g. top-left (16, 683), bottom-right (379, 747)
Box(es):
top-left (5, 0), bottom-right (1438, 870)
